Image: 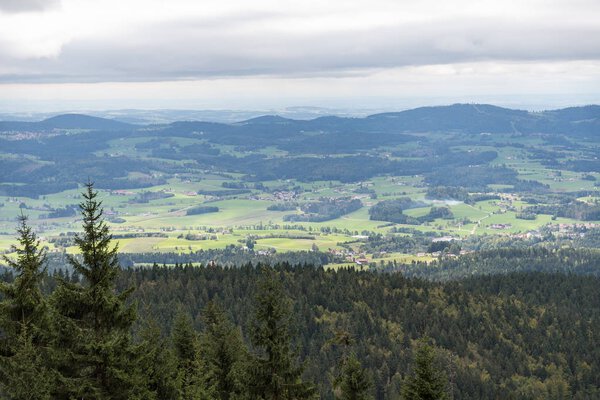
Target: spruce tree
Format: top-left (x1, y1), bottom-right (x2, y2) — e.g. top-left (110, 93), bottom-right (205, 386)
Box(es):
top-left (335, 353), bottom-right (374, 400)
top-left (49, 182), bottom-right (141, 399)
top-left (331, 330), bottom-right (373, 400)
top-left (1, 325), bottom-right (53, 400)
top-left (0, 214), bottom-right (48, 348)
top-left (171, 310), bottom-right (212, 399)
top-left (401, 338), bottom-right (450, 400)
top-left (200, 300), bottom-right (249, 400)
top-left (247, 267), bottom-right (316, 400)
top-left (0, 214), bottom-right (52, 399)
top-left (138, 319), bottom-right (179, 400)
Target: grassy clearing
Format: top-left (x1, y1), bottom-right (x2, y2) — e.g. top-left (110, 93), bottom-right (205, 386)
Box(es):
top-left (1, 139), bottom-right (598, 259)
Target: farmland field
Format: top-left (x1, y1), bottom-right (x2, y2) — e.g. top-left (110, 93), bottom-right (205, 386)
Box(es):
top-left (1, 105), bottom-right (599, 267)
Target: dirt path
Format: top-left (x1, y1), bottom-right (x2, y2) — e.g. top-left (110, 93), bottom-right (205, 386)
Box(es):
top-left (471, 214), bottom-right (491, 234)
top-left (467, 203), bottom-right (493, 235)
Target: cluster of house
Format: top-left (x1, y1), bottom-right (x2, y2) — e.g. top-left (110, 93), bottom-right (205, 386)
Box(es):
top-left (431, 236), bottom-right (457, 243)
top-left (416, 250), bottom-right (472, 258)
top-left (510, 231), bottom-right (542, 239)
top-left (493, 222), bottom-right (599, 240)
top-left (272, 191), bottom-right (297, 201)
top-left (489, 223), bottom-right (512, 230)
top-left (557, 222), bottom-right (600, 231)
top-left (328, 248), bottom-right (370, 266)
top-left (110, 190), bottom-right (136, 196)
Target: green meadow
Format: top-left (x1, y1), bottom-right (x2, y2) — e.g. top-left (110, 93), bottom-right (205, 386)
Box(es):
top-left (1, 135), bottom-right (598, 267)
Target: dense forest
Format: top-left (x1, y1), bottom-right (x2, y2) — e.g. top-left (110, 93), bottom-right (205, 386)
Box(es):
top-left (1, 184), bottom-right (600, 399)
top-left (2, 104), bottom-right (600, 198)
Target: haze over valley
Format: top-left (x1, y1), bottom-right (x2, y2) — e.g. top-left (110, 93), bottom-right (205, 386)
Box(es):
top-left (1, 1), bottom-right (600, 399)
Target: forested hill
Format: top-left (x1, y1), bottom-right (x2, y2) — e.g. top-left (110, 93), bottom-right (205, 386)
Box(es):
top-left (1, 104), bottom-right (599, 136)
top-left (2, 103), bottom-right (599, 198)
top-left (0, 113), bottom-right (134, 131)
top-left (2, 184), bottom-right (600, 399)
top-left (5, 262), bottom-right (598, 399)
top-left (122, 265), bottom-right (600, 399)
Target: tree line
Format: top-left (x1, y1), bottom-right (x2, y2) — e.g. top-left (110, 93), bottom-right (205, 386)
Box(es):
top-left (0, 183), bottom-right (448, 400)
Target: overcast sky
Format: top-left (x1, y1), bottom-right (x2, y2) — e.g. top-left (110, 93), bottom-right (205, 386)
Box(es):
top-left (1, 0), bottom-right (599, 112)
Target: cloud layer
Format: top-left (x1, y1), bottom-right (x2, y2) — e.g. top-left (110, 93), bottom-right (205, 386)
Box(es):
top-left (1, 0), bottom-right (599, 83)
top-left (0, 0), bottom-right (599, 111)
top-left (0, 0), bottom-right (60, 13)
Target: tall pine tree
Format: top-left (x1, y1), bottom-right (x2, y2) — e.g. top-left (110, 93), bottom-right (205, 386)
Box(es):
top-left (0, 214), bottom-right (52, 399)
top-left (171, 309), bottom-right (212, 399)
top-left (1, 325), bottom-right (53, 400)
top-left (200, 300), bottom-right (249, 400)
top-left (138, 318), bottom-right (179, 400)
top-left (247, 267), bottom-right (316, 400)
top-left (401, 338), bottom-right (450, 400)
top-left (0, 214), bottom-right (49, 349)
top-left (331, 330), bottom-right (373, 400)
top-left (50, 182), bottom-right (142, 399)
top-left (335, 353), bottom-right (374, 400)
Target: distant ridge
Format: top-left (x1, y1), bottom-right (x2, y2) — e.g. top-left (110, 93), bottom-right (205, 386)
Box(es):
top-left (363, 104), bottom-right (532, 134)
top-left (237, 115), bottom-right (294, 125)
top-left (0, 104), bottom-right (598, 136)
top-left (0, 113), bottom-right (134, 131)
top-left (41, 114), bottom-right (134, 130)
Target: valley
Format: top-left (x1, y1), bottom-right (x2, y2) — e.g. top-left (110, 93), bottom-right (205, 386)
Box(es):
top-left (1, 104), bottom-right (598, 269)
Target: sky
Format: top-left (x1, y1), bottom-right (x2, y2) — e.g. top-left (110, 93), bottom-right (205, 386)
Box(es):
top-left (0, 0), bottom-right (599, 112)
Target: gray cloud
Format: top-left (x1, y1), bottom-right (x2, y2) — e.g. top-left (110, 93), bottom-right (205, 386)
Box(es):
top-left (1, 8), bottom-right (600, 83)
top-left (0, 0), bottom-right (60, 13)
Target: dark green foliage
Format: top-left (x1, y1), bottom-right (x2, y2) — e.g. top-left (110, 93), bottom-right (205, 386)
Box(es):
top-left (200, 301), bottom-right (249, 400)
top-left (196, 189), bottom-right (251, 197)
top-left (222, 182), bottom-right (249, 189)
top-left (3, 183), bottom-right (600, 399)
top-left (524, 200), bottom-right (600, 221)
top-left (424, 165), bottom-right (518, 190)
top-left (417, 207), bottom-right (454, 223)
top-left (247, 268), bottom-right (317, 400)
top-left (401, 339), bottom-right (450, 400)
top-left (285, 198), bottom-right (363, 222)
top-left (0, 214), bottom-right (48, 349)
top-left (582, 174), bottom-right (596, 181)
top-left (362, 233), bottom-right (423, 254)
top-left (187, 205), bottom-right (220, 215)
top-left (335, 353), bottom-right (374, 400)
top-left (103, 247), bottom-right (334, 270)
top-left (132, 191), bottom-right (175, 204)
top-left (515, 212), bottom-right (537, 220)
top-left (138, 319), bottom-right (179, 400)
top-left (399, 247), bottom-right (600, 280)
top-left (43, 204), bottom-right (78, 219)
top-left (267, 202), bottom-right (299, 211)
top-left (507, 179), bottom-right (550, 194)
top-left (171, 310), bottom-right (211, 399)
top-left (49, 182), bottom-right (141, 399)
top-left (425, 187), bottom-right (469, 202)
top-left (2, 104), bottom-right (600, 197)
top-left (369, 199), bottom-right (422, 224)
top-left (427, 241), bottom-right (453, 253)
top-left (115, 264), bottom-right (600, 399)
top-left (0, 214), bottom-right (51, 399)
top-left (575, 228), bottom-right (600, 248)
top-left (0, 151), bottom-right (167, 198)
top-left (0, 326), bottom-right (53, 400)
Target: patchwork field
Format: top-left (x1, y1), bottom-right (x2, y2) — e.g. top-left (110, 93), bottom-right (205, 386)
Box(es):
top-left (1, 107), bottom-right (599, 267)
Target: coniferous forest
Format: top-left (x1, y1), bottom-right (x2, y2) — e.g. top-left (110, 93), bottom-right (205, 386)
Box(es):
top-left (1, 184), bottom-right (599, 400)
top-left (3, 0), bottom-right (600, 398)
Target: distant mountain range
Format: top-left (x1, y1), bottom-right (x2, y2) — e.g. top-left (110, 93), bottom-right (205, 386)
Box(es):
top-left (0, 113), bottom-right (133, 131)
top-left (0, 104), bottom-right (598, 137)
top-left (0, 106), bottom-right (373, 125)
